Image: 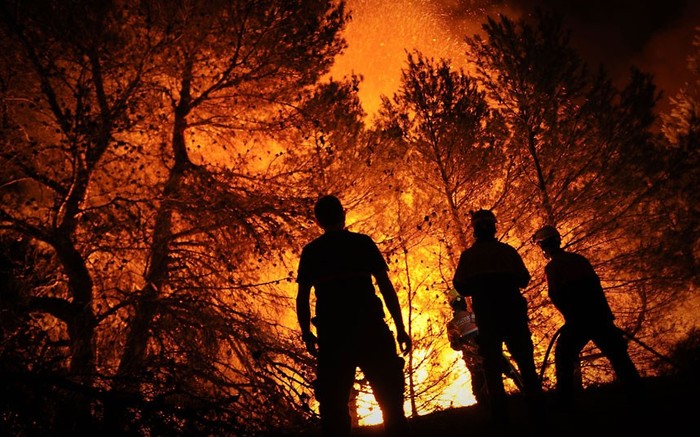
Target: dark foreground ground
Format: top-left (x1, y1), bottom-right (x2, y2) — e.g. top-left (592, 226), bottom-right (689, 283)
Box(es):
top-left (287, 374), bottom-right (699, 437)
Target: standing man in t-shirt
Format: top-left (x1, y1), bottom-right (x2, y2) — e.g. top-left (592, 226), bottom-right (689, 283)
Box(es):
top-left (296, 195), bottom-right (412, 437)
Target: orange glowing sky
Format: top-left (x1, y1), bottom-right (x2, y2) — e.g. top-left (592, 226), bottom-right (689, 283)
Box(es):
top-left (329, 0), bottom-right (700, 117)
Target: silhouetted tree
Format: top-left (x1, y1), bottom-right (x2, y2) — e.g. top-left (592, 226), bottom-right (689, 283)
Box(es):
top-left (0, 0), bottom-right (170, 430)
top-left (373, 52), bottom-right (510, 410)
top-left (377, 52), bottom-right (506, 259)
top-left (0, 0), bottom-right (349, 434)
top-left (659, 28), bottom-right (700, 290)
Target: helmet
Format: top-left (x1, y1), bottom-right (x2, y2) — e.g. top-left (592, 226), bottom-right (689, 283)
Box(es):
top-left (470, 209), bottom-right (496, 225)
top-left (532, 225), bottom-right (560, 245)
top-left (446, 288), bottom-right (465, 306)
top-left (448, 296), bottom-right (468, 313)
top-left (446, 288), bottom-right (461, 304)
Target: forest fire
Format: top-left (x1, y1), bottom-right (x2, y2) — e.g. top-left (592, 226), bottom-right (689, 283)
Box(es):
top-left (0, 0), bottom-right (697, 435)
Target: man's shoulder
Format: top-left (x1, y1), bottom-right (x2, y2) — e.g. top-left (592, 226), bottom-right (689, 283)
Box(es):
top-left (342, 230), bottom-right (378, 248)
top-left (348, 229), bottom-right (376, 239)
top-left (469, 239), bottom-right (517, 252)
top-left (569, 250), bottom-right (590, 260)
top-left (461, 240), bottom-right (487, 255)
top-left (344, 229), bottom-right (370, 238)
top-left (558, 250), bottom-right (589, 264)
top-left (301, 235), bottom-right (323, 250)
top-left (304, 230), bottom-right (374, 249)
top-left (300, 233), bottom-right (332, 256)
top-left (548, 250), bottom-right (591, 270)
top-left (496, 240), bottom-right (518, 250)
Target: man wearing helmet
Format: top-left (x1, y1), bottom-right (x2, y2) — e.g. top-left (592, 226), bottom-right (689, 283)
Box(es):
top-left (452, 209), bottom-right (544, 425)
top-left (445, 291), bottom-right (524, 406)
top-left (445, 291), bottom-right (487, 404)
top-left (532, 225), bottom-right (643, 410)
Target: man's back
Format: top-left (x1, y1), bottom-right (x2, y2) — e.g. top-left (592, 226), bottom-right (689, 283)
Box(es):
top-left (454, 239), bottom-right (530, 288)
top-left (297, 229), bottom-right (387, 326)
top-left (453, 239), bottom-right (530, 324)
top-left (295, 195), bottom-right (412, 437)
top-left (447, 310), bottom-right (478, 342)
top-left (545, 250), bottom-right (614, 326)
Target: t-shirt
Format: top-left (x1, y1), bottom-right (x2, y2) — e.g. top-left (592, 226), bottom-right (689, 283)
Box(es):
top-left (545, 250), bottom-right (614, 326)
top-left (296, 229), bottom-right (387, 327)
top-left (452, 239), bottom-right (530, 325)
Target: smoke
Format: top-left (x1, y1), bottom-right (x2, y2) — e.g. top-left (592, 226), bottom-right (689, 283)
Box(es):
top-left (332, 0), bottom-right (700, 115)
top-left (502, 0), bottom-right (700, 103)
top-left (329, 0), bottom-right (473, 115)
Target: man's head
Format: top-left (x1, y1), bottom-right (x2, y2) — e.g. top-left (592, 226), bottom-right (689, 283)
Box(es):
top-left (314, 195), bottom-right (345, 230)
top-left (470, 209), bottom-right (497, 240)
top-left (532, 225), bottom-right (561, 257)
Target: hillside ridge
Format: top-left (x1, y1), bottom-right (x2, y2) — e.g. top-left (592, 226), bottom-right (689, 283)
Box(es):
top-left (284, 374), bottom-right (699, 437)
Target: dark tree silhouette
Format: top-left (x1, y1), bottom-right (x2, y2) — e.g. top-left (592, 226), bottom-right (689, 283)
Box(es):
top-left (1, 0), bottom-right (348, 434)
top-left (464, 9), bottom-right (676, 386)
top-left (373, 51), bottom-right (509, 411)
top-left (0, 3), bottom-right (696, 435)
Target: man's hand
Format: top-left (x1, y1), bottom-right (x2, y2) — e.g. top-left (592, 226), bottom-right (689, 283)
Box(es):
top-left (396, 328), bottom-right (412, 355)
top-left (302, 332), bottom-right (318, 357)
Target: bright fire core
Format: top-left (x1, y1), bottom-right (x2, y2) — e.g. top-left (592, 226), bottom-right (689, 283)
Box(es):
top-left (355, 350), bottom-right (477, 426)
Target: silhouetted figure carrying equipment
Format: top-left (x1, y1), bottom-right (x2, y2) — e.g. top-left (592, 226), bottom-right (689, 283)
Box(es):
top-left (445, 291), bottom-right (523, 406)
top-left (452, 209), bottom-right (544, 425)
top-left (532, 225), bottom-right (644, 411)
top-left (296, 195), bottom-right (412, 437)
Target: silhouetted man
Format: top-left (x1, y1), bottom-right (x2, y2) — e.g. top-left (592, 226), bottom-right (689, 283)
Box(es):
top-left (452, 209), bottom-right (543, 424)
top-left (296, 195), bottom-right (412, 437)
top-left (532, 225), bottom-right (643, 410)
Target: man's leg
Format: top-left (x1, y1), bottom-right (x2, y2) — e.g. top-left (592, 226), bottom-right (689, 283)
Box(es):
top-left (468, 361), bottom-right (489, 406)
top-left (504, 324), bottom-right (545, 423)
top-left (553, 326), bottom-right (588, 411)
top-left (459, 338), bottom-right (489, 405)
top-left (478, 333), bottom-right (508, 423)
top-left (316, 342), bottom-right (356, 437)
top-left (359, 324), bottom-right (410, 437)
top-left (504, 333), bottom-right (540, 396)
top-left (593, 325), bottom-right (643, 397)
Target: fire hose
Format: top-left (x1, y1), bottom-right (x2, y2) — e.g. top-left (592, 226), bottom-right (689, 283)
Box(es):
top-left (616, 327), bottom-right (684, 370)
top-left (538, 326), bottom-right (684, 384)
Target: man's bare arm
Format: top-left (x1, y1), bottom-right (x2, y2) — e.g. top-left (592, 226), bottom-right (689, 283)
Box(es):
top-left (296, 283), bottom-right (317, 356)
top-left (375, 269), bottom-right (412, 354)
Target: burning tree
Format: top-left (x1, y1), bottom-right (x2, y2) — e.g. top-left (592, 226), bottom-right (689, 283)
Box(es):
top-left (444, 9), bottom-right (678, 387)
top-left (373, 51), bottom-right (508, 412)
top-left (0, 0), bottom-right (348, 434)
top-left (0, 1), bottom-right (696, 434)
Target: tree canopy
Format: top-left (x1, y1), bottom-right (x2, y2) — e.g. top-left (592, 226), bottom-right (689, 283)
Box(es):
top-left (0, 2), bottom-right (696, 435)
